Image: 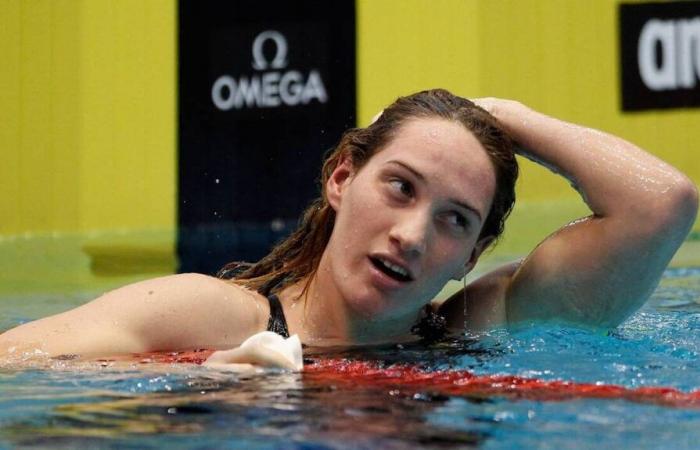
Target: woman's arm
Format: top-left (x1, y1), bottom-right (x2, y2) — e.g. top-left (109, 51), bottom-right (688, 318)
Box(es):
top-left (467, 99), bottom-right (698, 330)
top-left (0, 273), bottom-right (267, 359)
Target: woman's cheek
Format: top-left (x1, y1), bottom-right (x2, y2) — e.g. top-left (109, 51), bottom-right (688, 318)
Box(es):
top-left (430, 240), bottom-right (470, 278)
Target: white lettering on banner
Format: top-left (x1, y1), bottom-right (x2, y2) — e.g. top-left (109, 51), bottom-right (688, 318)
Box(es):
top-left (638, 17), bottom-right (700, 91)
top-left (252, 30), bottom-right (288, 70)
top-left (212, 30), bottom-right (329, 110)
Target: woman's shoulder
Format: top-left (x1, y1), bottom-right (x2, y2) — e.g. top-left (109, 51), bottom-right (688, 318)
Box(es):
top-left (110, 272), bottom-right (265, 305)
top-left (103, 273), bottom-right (272, 348)
top-left (160, 273), bottom-right (270, 316)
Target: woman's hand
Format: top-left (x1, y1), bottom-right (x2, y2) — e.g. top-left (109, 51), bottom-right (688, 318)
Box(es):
top-left (472, 97), bottom-right (520, 118)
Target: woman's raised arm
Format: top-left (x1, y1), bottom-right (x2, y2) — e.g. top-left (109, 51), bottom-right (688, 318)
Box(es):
top-left (0, 273), bottom-right (266, 359)
top-left (471, 99), bottom-right (698, 330)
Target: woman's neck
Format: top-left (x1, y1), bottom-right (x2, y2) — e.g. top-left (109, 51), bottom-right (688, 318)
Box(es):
top-left (279, 261), bottom-right (420, 346)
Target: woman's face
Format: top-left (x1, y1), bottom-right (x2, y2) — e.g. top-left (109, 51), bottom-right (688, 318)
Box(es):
top-left (324, 117), bottom-right (497, 320)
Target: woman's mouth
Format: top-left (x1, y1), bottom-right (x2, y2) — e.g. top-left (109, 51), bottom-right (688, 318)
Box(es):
top-left (369, 257), bottom-right (413, 283)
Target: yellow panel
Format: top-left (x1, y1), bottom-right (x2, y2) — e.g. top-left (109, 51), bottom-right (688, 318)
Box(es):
top-left (357, 0), bottom-right (481, 125)
top-left (79, 0), bottom-right (175, 231)
top-left (0, 0), bottom-right (22, 233)
top-left (1, 1), bottom-right (82, 234)
top-left (140, 1), bottom-right (176, 229)
top-left (50, 0), bottom-right (82, 231)
top-left (19, 1), bottom-right (53, 230)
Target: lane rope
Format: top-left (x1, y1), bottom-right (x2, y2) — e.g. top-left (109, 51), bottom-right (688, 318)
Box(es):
top-left (121, 350), bottom-right (700, 408)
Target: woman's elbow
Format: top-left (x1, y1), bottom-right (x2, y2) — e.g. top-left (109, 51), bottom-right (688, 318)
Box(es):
top-left (666, 175), bottom-right (699, 229)
top-left (630, 174), bottom-right (698, 243)
top-left (642, 175), bottom-right (698, 244)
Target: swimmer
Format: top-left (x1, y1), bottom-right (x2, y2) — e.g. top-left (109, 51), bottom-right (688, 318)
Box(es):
top-left (1, 89), bottom-right (697, 361)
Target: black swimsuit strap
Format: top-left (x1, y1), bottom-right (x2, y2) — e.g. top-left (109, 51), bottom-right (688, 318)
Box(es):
top-left (217, 262), bottom-right (290, 337)
top-left (266, 294), bottom-right (290, 338)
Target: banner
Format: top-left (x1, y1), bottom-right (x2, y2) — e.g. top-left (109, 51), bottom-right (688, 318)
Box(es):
top-left (620, 1), bottom-right (700, 111)
top-left (178, 0), bottom-right (356, 273)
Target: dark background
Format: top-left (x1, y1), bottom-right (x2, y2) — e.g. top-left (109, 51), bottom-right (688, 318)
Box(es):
top-left (178, 0), bottom-right (356, 274)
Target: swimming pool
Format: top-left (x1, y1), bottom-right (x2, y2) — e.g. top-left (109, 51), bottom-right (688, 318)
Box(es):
top-left (1, 265), bottom-right (700, 449)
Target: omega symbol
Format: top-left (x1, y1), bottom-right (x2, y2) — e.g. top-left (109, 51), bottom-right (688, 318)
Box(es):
top-left (251, 30), bottom-right (288, 71)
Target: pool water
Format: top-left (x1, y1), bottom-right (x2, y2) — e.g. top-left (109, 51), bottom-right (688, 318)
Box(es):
top-left (1, 266), bottom-right (700, 449)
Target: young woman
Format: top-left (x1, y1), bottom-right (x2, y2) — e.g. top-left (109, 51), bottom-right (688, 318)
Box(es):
top-left (1, 89), bottom-right (697, 359)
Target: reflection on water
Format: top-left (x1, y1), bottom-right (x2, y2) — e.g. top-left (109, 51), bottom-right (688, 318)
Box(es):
top-left (1, 365), bottom-right (490, 448)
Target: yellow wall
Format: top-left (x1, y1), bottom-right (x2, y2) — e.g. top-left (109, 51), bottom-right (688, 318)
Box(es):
top-left (1, 0), bottom-right (697, 238)
top-left (0, 0), bottom-right (175, 235)
top-left (357, 0), bottom-right (481, 124)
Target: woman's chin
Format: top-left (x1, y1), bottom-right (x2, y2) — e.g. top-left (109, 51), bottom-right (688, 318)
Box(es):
top-left (343, 293), bottom-right (394, 320)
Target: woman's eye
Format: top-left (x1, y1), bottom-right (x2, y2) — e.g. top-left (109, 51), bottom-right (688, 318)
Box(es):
top-left (445, 212), bottom-right (468, 230)
top-left (389, 179), bottom-right (414, 198)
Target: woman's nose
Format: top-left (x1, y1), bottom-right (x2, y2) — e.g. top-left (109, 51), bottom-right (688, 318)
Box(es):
top-left (389, 209), bottom-right (431, 255)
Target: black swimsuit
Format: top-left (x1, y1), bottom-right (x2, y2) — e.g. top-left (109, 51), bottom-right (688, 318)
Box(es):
top-left (217, 264), bottom-right (290, 338)
top-left (265, 293), bottom-right (290, 338)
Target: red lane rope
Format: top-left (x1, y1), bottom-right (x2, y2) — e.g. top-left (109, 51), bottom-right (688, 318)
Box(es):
top-left (304, 359), bottom-right (700, 408)
top-left (124, 351), bottom-right (700, 408)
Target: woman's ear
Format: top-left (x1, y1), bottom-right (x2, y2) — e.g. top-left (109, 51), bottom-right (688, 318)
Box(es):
top-left (452, 236), bottom-right (495, 280)
top-left (326, 155), bottom-right (355, 212)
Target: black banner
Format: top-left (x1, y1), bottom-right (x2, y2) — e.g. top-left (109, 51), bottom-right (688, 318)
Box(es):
top-left (620, 1), bottom-right (700, 111)
top-left (178, 0), bottom-right (356, 273)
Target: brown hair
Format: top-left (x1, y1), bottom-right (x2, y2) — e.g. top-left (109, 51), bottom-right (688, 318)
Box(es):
top-left (219, 89), bottom-right (518, 294)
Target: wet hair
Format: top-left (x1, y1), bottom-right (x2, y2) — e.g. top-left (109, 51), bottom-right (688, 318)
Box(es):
top-left (219, 88), bottom-right (518, 294)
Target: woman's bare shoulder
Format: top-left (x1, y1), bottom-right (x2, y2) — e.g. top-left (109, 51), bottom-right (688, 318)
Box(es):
top-left (121, 272), bottom-right (264, 304)
top-left (103, 273), bottom-right (271, 345)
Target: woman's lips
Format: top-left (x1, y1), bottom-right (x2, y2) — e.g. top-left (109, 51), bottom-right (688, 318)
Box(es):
top-left (368, 257), bottom-right (412, 290)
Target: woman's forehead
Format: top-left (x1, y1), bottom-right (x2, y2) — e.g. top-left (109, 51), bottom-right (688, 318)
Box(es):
top-left (376, 118), bottom-right (493, 174)
top-left (385, 117), bottom-right (485, 155)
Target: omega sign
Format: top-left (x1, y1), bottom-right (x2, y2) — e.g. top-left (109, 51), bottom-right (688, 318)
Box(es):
top-left (212, 30), bottom-right (328, 110)
top-left (620, 1), bottom-right (700, 111)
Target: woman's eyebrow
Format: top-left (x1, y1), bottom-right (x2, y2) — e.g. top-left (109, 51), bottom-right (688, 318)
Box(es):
top-left (386, 159), bottom-right (426, 182)
top-left (385, 160), bottom-right (483, 222)
top-left (450, 199), bottom-right (483, 222)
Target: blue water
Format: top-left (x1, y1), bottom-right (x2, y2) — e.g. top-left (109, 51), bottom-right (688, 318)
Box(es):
top-left (1, 266), bottom-right (700, 449)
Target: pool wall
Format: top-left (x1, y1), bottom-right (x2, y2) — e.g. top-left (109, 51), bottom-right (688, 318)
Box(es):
top-left (1, 0), bottom-right (698, 295)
